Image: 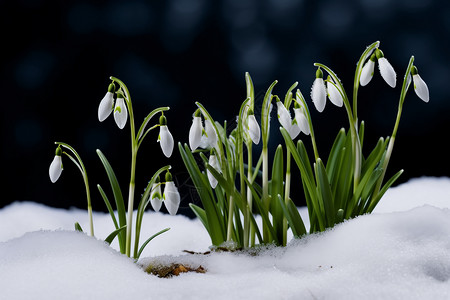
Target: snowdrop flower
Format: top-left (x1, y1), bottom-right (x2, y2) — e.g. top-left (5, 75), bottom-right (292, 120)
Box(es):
top-left (411, 66), bottom-right (429, 103)
top-left (376, 49), bottom-right (396, 88)
top-left (98, 83), bottom-right (115, 122)
top-left (207, 149), bottom-right (221, 189)
top-left (189, 109), bottom-right (203, 151)
top-left (246, 109), bottom-right (260, 144)
top-left (326, 76), bottom-right (344, 107)
top-left (294, 102), bottom-right (310, 136)
top-left (163, 171), bottom-right (180, 215)
top-left (360, 54), bottom-right (376, 87)
top-left (311, 68), bottom-right (327, 113)
top-left (204, 119), bottom-right (218, 148)
top-left (149, 176), bottom-right (163, 212)
top-left (113, 94), bottom-right (128, 129)
top-left (49, 146), bottom-right (63, 183)
top-left (158, 115), bottom-right (174, 158)
top-left (276, 99), bottom-right (300, 139)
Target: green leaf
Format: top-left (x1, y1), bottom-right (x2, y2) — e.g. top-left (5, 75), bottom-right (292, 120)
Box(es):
top-left (277, 195), bottom-right (307, 238)
top-left (269, 145), bottom-right (285, 243)
top-left (189, 204), bottom-right (208, 232)
top-left (74, 222), bottom-right (83, 232)
top-left (136, 228), bottom-right (170, 260)
top-left (96, 149), bottom-right (126, 253)
top-left (97, 184), bottom-right (119, 230)
top-left (105, 225), bottom-right (127, 245)
top-left (315, 158), bottom-right (335, 228)
top-left (366, 169), bottom-right (403, 213)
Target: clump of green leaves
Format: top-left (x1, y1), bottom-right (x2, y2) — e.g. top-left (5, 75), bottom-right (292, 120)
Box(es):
top-left (180, 41), bottom-right (429, 248)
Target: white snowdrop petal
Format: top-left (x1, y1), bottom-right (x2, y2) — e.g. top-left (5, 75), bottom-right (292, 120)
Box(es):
top-left (98, 92), bottom-right (114, 122)
top-left (189, 117), bottom-right (203, 151)
top-left (378, 57), bottom-right (396, 88)
top-left (49, 156), bottom-right (63, 183)
top-left (360, 60), bottom-right (375, 87)
top-left (207, 155), bottom-right (220, 189)
top-left (205, 119), bottom-right (218, 148)
top-left (113, 98), bottom-right (128, 129)
top-left (294, 108), bottom-right (310, 135)
top-left (327, 81), bottom-right (344, 107)
top-left (289, 123), bottom-right (301, 139)
top-left (149, 184), bottom-right (163, 212)
top-left (276, 101), bottom-right (292, 130)
top-left (159, 125), bottom-right (174, 158)
top-left (164, 181), bottom-right (180, 216)
top-left (247, 114), bottom-right (260, 145)
top-left (413, 74), bottom-right (429, 103)
top-left (311, 78), bottom-right (327, 112)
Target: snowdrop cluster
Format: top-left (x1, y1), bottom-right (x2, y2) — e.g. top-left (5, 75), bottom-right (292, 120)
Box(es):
top-left (49, 76), bottom-right (180, 259)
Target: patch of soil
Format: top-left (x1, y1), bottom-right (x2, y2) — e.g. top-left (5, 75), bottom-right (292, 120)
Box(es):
top-left (145, 263), bottom-right (206, 278)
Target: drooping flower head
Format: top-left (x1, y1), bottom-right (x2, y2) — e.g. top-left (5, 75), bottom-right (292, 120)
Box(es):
top-left (204, 119), bottom-right (218, 148)
top-left (411, 66), bottom-right (429, 103)
top-left (158, 114), bottom-right (174, 158)
top-left (207, 148), bottom-right (221, 189)
top-left (376, 49), bottom-right (396, 88)
top-left (360, 54), bottom-right (376, 87)
top-left (326, 76), bottom-right (344, 107)
top-left (150, 176), bottom-right (163, 212)
top-left (293, 101), bottom-right (310, 136)
top-left (189, 109), bottom-right (203, 151)
top-left (163, 171), bottom-right (180, 215)
top-left (98, 82), bottom-right (116, 122)
top-left (311, 67), bottom-right (327, 113)
top-left (49, 146), bottom-right (63, 183)
top-left (114, 92), bottom-right (128, 129)
top-left (246, 108), bottom-right (260, 145)
top-left (276, 98), bottom-right (300, 139)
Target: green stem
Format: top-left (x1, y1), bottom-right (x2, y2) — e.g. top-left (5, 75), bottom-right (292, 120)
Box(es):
top-left (246, 142), bottom-right (254, 247)
top-left (283, 149), bottom-right (291, 246)
top-left (56, 142), bottom-right (94, 237)
top-left (227, 195), bottom-right (234, 242)
top-left (262, 146), bottom-right (270, 242)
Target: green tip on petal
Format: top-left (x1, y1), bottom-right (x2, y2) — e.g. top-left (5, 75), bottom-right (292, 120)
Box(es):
top-left (154, 176), bottom-right (160, 184)
top-left (411, 66), bottom-right (419, 75)
top-left (375, 48), bottom-right (384, 59)
top-left (159, 114), bottom-right (167, 125)
top-left (165, 171), bottom-right (172, 182)
top-left (194, 108), bottom-right (201, 117)
top-left (210, 148), bottom-right (216, 155)
top-left (294, 101), bottom-right (301, 109)
top-left (55, 146), bottom-right (62, 156)
top-left (247, 108), bottom-right (254, 115)
top-left (107, 82), bottom-right (116, 93)
top-left (369, 53), bottom-right (376, 62)
top-left (315, 68), bottom-right (323, 79)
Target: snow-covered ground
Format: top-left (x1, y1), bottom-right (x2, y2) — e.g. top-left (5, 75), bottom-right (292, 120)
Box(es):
top-left (1, 177), bottom-right (450, 299)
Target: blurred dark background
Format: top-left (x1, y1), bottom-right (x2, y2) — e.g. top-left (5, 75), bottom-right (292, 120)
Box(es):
top-left (1, 0), bottom-right (449, 216)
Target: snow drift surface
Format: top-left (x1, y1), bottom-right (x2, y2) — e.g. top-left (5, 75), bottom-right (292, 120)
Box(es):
top-left (1, 177), bottom-right (450, 299)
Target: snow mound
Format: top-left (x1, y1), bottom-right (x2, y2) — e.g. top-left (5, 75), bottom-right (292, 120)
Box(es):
top-left (1, 177), bottom-right (450, 299)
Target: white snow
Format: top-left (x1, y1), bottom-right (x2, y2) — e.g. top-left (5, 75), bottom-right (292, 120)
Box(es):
top-left (1, 176), bottom-right (450, 299)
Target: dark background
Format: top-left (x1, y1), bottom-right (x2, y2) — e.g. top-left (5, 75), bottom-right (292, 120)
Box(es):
top-left (1, 0), bottom-right (449, 216)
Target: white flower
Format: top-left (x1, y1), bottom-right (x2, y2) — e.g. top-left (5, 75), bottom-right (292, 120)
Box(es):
top-left (204, 119), bottom-right (218, 148)
top-left (376, 49), bottom-right (396, 88)
top-left (246, 111), bottom-right (260, 144)
top-left (163, 172), bottom-right (180, 216)
top-left (411, 66), bottom-right (429, 103)
top-left (294, 107), bottom-right (310, 136)
top-left (159, 125), bottom-right (174, 158)
top-left (207, 154), bottom-right (221, 189)
top-left (113, 97), bottom-right (128, 129)
top-left (189, 115), bottom-right (203, 151)
top-left (276, 100), bottom-right (292, 130)
top-left (326, 77), bottom-right (344, 107)
top-left (311, 68), bottom-right (327, 113)
top-left (360, 55), bottom-right (376, 87)
top-left (98, 83), bottom-right (115, 122)
top-left (49, 147), bottom-right (63, 183)
top-left (149, 181), bottom-right (163, 212)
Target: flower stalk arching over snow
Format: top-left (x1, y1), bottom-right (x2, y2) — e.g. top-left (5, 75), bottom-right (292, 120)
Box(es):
top-left (246, 109), bottom-right (260, 144)
top-left (49, 146), bottom-right (63, 183)
top-left (113, 95), bottom-right (128, 129)
top-left (163, 171), bottom-right (180, 216)
top-left (411, 66), bottom-right (429, 103)
top-left (189, 109), bottom-right (203, 151)
top-left (158, 115), bottom-right (174, 158)
top-left (311, 67), bottom-right (327, 113)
